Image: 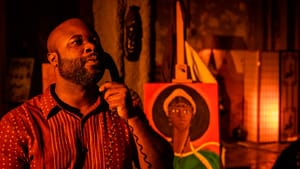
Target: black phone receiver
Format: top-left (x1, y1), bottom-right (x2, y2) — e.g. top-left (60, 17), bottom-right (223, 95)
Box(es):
top-left (99, 52), bottom-right (121, 113)
top-left (102, 52), bottom-right (122, 83)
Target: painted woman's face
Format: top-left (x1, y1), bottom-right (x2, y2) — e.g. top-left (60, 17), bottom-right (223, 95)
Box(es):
top-left (168, 102), bottom-right (193, 131)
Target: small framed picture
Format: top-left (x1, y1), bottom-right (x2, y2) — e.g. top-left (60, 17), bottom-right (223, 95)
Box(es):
top-left (5, 57), bottom-right (35, 103)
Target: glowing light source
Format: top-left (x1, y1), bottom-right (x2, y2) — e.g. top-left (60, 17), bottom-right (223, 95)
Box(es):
top-left (244, 51), bottom-right (279, 143)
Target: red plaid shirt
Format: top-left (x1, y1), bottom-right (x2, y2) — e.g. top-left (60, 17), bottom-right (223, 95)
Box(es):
top-left (0, 84), bottom-right (136, 169)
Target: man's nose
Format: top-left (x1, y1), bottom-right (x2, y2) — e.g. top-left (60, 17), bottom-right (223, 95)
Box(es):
top-left (84, 42), bottom-right (96, 53)
top-left (178, 111), bottom-right (185, 117)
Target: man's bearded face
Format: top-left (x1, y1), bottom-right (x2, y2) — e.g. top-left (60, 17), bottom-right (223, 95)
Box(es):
top-left (57, 53), bottom-right (105, 87)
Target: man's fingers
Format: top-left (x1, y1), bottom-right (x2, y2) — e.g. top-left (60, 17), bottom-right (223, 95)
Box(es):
top-left (99, 81), bottom-right (112, 92)
top-left (99, 81), bottom-right (126, 92)
top-left (99, 82), bottom-right (128, 114)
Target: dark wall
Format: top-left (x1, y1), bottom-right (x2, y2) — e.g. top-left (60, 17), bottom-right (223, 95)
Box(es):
top-left (0, 0), bottom-right (7, 114)
top-left (6, 0), bottom-right (81, 61)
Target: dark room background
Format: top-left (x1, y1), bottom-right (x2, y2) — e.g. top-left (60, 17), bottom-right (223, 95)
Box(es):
top-left (0, 0), bottom-right (299, 141)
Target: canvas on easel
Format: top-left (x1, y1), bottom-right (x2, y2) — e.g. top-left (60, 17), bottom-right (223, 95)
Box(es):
top-left (144, 82), bottom-right (220, 169)
top-left (144, 1), bottom-right (221, 168)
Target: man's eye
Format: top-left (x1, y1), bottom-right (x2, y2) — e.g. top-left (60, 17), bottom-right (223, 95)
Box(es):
top-left (71, 39), bottom-right (83, 45)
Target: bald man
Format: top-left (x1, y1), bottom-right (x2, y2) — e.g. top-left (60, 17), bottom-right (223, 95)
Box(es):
top-left (0, 18), bottom-right (173, 169)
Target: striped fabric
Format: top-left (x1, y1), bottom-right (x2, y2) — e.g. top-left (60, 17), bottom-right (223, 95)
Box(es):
top-left (0, 84), bottom-right (135, 169)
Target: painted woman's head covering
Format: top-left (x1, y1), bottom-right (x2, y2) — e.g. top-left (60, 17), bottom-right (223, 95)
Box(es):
top-left (152, 84), bottom-right (210, 141)
top-left (163, 88), bottom-right (196, 116)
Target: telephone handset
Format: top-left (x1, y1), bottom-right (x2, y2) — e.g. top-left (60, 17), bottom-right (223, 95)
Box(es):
top-left (96, 52), bottom-right (122, 87)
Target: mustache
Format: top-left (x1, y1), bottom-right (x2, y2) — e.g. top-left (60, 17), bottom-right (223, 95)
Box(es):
top-left (86, 52), bottom-right (99, 61)
top-left (81, 52), bottom-right (107, 68)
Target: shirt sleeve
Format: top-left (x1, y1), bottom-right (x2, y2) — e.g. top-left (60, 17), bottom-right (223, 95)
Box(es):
top-left (0, 112), bottom-right (30, 169)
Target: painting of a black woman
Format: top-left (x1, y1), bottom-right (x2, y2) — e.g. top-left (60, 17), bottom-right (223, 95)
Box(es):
top-left (144, 84), bottom-right (221, 169)
top-left (164, 88), bottom-right (220, 169)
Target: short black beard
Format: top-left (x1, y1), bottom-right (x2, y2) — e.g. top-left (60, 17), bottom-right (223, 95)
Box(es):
top-left (57, 54), bottom-right (104, 87)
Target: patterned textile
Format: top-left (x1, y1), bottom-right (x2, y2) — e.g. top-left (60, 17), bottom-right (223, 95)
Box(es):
top-left (0, 84), bottom-right (135, 169)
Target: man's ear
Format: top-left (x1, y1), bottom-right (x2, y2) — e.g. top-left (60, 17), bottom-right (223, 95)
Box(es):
top-left (47, 52), bottom-right (58, 66)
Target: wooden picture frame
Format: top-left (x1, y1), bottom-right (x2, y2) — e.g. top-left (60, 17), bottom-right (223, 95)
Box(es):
top-left (5, 57), bottom-right (35, 103)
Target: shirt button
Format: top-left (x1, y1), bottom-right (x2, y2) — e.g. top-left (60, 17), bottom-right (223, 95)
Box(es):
top-left (82, 147), bottom-right (87, 153)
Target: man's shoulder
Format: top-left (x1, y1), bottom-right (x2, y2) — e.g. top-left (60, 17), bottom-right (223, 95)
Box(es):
top-left (1, 94), bottom-right (44, 121)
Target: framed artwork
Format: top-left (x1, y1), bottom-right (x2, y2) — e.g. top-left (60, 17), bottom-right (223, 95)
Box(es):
top-left (144, 82), bottom-right (221, 169)
top-left (5, 57), bottom-right (35, 103)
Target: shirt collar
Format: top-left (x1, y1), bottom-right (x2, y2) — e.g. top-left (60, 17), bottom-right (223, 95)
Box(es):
top-left (41, 84), bottom-right (103, 119)
top-left (40, 84), bottom-right (61, 119)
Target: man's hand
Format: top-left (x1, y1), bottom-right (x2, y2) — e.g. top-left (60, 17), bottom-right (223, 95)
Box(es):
top-left (99, 82), bottom-right (133, 119)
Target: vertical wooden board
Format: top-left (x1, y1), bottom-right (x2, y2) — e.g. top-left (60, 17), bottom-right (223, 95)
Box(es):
top-left (42, 63), bottom-right (55, 92)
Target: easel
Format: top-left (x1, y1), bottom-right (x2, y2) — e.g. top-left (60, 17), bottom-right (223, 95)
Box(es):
top-left (172, 0), bottom-right (192, 83)
top-left (143, 1), bottom-right (221, 168)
